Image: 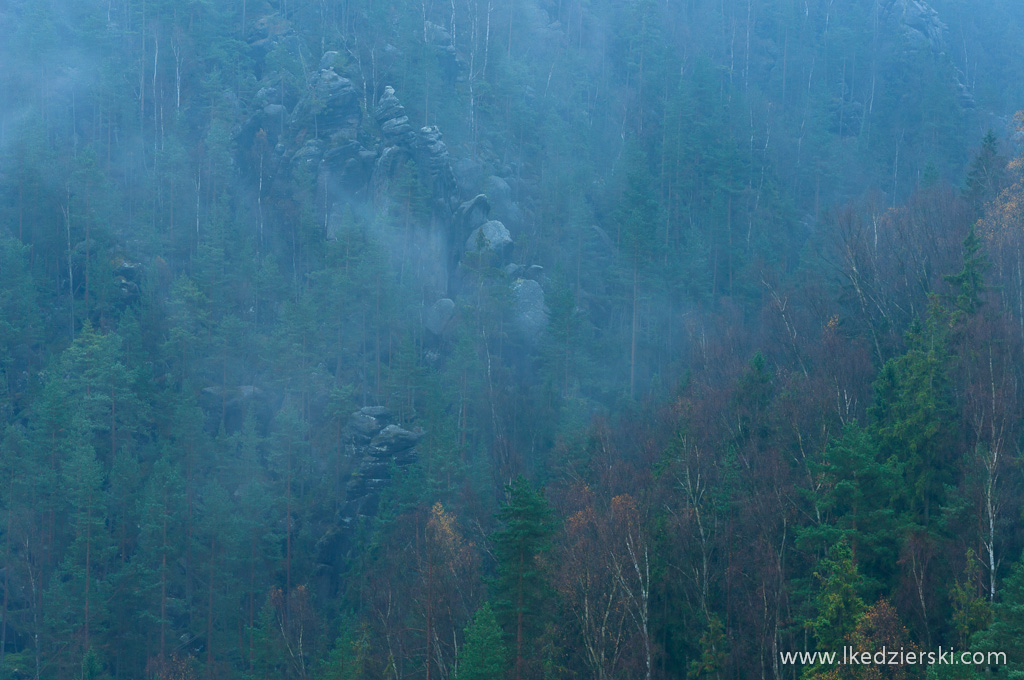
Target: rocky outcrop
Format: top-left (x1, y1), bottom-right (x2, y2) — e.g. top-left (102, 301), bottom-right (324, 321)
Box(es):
top-left (111, 254), bottom-right (143, 303)
top-left (246, 12), bottom-right (309, 67)
top-left (370, 86), bottom-right (463, 295)
top-left (342, 407), bottom-right (421, 515)
top-left (374, 85), bottom-right (415, 147)
top-left (455, 194), bottom-right (490, 234)
top-left (290, 68), bottom-right (361, 143)
top-left (236, 31), bottom-right (548, 340)
top-left (465, 220), bottom-right (513, 264)
top-left (880, 1), bottom-right (973, 108)
top-left (511, 278), bottom-right (548, 343)
top-left (373, 86), bottom-right (459, 221)
top-left (315, 407), bottom-right (422, 568)
top-left (884, 0), bottom-right (945, 53)
top-left (348, 405), bottom-right (391, 441)
top-left (424, 298), bottom-right (456, 336)
top-left (413, 125), bottom-right (460, 217)
top-left (485, 174), bottom-right (523, 231)
top-left (371, 424), bottom-right (424, 456)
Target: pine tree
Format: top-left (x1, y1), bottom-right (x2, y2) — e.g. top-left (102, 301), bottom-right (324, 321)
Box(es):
top-left (963, 131), bottom-right (1005, 218)
top-left (797, 422), bottom-right (906, 598)
top-left (869, 309), bottom-right (956, 527)
top-left (457, 602), bottom-right (508, 680)
top-left (615, 145), bottom-right (659, 400)
top-left (57, 322), bottom-right (143, 465)
top-left (805, 540), bottom-right (865, 669)
top-left (0, 235), bottom-right (38, 413)
top-left (970, 555), bottom-right (1024, 677)
top-left (317, 619), bottom-right (368, 680)
top-left (688, 614), bottom-right (726, 680)
top-left (45, 420), bottom-right (112, 677)
top-left (949, 551), bottom-right (992, 649)
top-left (492, 477), bottom-right (555, 680)
top-left (137, 454), bottom-right (187, 663)
top-left (945, 227), bottom-right (992, 323)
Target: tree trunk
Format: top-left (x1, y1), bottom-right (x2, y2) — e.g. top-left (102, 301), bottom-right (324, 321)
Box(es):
top-left (1, 481), bottom-right (11, 671)
top-left (206, 536), bottom-right (216, 679)
top-left (516, 550), bottom-right (524, 680)
top-left (630, 262), bottom-right (638, 400)
top-left (160, 506), bottom-right (167, 659)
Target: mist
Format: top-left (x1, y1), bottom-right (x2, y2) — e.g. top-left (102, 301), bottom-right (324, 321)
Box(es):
top-left (1, 0), bottom-right (1023, 678)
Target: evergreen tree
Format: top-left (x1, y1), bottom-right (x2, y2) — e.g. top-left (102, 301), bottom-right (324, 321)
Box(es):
top-left (943, 227), bottom-right (991, 320)
top-left (615, 145), bottom-right (660, 400)
top-left (963, 131), bottom-right (1005, 218)
top-left (457, 602), bottom-right (508, 680)
top-left (0, 235), bottom-right (38, 414)
top-left (971, 555), bottom-right (1024, 676)
top-left (137, 454), bottom-right (187, 663)
top-left (869, 309), bottom-right (956, 527)
top-left (317, 619), bottom-right (368, 680)
top-left (949, 551), bottom-right (992, 650)
top-left (805, 540), bottom-right (865, 672)
top-left (492, 477), bottom-right (555, 680)
top-left (688, 614), bottom-right (727, 680)
top-left (45, 420), bottom-right (112, 677)
top-left (798, 422), bottom-right (906, 598)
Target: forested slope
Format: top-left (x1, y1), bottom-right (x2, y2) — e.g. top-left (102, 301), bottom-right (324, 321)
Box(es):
top-left (1, 0), bottom-right (1023, 679)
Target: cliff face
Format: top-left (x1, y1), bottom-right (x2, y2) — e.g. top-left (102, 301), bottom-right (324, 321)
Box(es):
top-left (884, 0), bottom-right (947, 53)
top-left (314, 406), bottom-right (422, 576)
top-left (880, 0), bottom-right (974, 107)
top-left (237, 14), bottom-right (547, 343)
top-left (231, 17), bottom-right (549, 575)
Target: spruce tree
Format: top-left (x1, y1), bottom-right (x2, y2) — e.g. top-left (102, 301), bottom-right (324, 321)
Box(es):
top-left (457, 602), bottom-right (508, 680)
top-left (963, 131), bottom-right (1004, 218)
top-left (492, 477), bottom-right (555, 680)
top-left (805, 540), bottom-right (865, 667)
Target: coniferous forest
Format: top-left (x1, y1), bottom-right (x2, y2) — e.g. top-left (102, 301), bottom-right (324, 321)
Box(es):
top-left (1, 0), bottom-right (1024, 678)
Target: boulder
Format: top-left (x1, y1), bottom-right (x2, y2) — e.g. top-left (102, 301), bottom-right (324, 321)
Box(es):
top-left (263, 103), bottom-right (287, 118)
top-left (485, 174), bottom-right (522, 229)
top-left (512, 278), bottom-right (548, 342)
top-left (381, 115), bottom-right (413, 139)
top-left (360, 405), bottom-right (392, 419)
top-left (466, 220), bottom-right (513, 262)
top-left (255, 86), bottom-right (278, 105)
top-left (455, 194), bottom-right (490, 235)
top-left (292, 139), bottom-right (323, 170)
top-left (424, 298), bottom-right (456, 336)
top-left (370, 424), bottom-right (424, 455)
top-left (116, 276), bottom-right (140, 301)
top-left (111, 255), bottom-right (143, 280)
top-left (319, 50), bottom-right (341, 70)
top-left (348, 406), bottom-right (391, 441)
top-left (505, 263), bottom-right (526, 278)
top-left (486, 175), bottom-right (513, 207)
top-left (424, 21), bottom-right (452, 46)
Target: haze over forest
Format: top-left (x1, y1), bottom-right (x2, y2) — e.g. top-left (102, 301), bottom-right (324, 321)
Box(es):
top-left (1, 0), bottom-right (1024, 678)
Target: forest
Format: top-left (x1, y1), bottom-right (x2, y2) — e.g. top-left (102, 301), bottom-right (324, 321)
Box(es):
top-left (1, 0), bottom-right (1024, 678)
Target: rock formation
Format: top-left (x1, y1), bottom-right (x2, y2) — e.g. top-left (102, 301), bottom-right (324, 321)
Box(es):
top-left (884, 0), bottom-right (946, 53)
top-left (313, 406), bottom-right (422, 579)
top-left (230, 35), bottom-right (550, 556)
